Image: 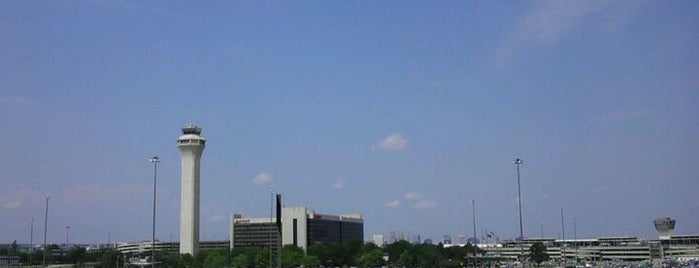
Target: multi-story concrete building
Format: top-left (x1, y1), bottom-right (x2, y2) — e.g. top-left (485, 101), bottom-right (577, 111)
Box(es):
top-left (373, 234), bottom-right (384, 247)
top-left (117, 240), bottom-right (228, 255)
top-left (230, 206), bottom-right (363, 252)
top-left (229, 214), bottom-right (281, 254)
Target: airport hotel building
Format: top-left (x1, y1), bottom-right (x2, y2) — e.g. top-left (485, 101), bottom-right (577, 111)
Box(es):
top-left (230, 206), bottom-right (364, 252)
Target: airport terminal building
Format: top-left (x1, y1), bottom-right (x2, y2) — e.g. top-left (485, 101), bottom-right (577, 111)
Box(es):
top-left (443, 218), bottom-right (699, 263)
top-left (230, 206), bottom-right (363, 252)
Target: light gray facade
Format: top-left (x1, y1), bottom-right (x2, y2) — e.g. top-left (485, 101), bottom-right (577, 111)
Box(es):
top-left (178, 124), bottom-right (206, 255)
top-left (231, 206), bottom-right (363, 252)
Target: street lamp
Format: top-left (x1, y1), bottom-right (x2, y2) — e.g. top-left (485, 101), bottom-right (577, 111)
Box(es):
top-left (541, 221), bottom-right (544, 239)
top-left (574, 217), bottom-right (578, 263)
top-left (43, 195), bottom-right (49, 267)
top-left (65, 226), bottom-right (70, 254)
top-left (30, 217), bottom-right (34, 266)
top-left (472, 199), bottom-right (477, 268)
top-left (150, 156), bottom-right (162, 268)
top-left (269, 189), bottom-right (275, 268)
top-left (561, 209), bottom-right (566, 267)
top-left (513, 158), bottom-right (524, 262)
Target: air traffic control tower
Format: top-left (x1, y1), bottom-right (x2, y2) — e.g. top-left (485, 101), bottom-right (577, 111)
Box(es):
top-left (654, 217), bottom-right (676, 240)
top-left (178, 124), bottom-right (206, 255)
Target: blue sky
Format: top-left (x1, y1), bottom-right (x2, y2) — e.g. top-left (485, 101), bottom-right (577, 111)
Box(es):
top-left (1, 1), bottom-right (698, 245)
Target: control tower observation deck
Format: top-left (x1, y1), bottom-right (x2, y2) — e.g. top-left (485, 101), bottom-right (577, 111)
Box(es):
top-left (178, 124), bottom-right (206, 255)
top-left (654, 217), bottom-right (676, 240)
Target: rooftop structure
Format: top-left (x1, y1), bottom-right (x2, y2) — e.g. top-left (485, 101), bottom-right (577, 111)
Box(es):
top-left (654, 217), bottom-right (676, 240)
top-left (231, 206), bottom-right (363, 252)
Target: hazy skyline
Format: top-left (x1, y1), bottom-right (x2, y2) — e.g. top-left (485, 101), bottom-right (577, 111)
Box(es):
top-left (1, 1), bottom-right (698, 245)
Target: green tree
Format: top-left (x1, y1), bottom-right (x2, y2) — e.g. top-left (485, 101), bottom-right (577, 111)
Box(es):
top-left (385, 240), bottom-right (412, 264)
top-left (42, 244), bottom-right (60, 264)
top-left (528, 242), bottom-right (550, 266)
top-left (67, 247), bottom-right (87, 264)
top-left (253, 248), bottom-right (271, 268)
top-left (301, 254), bottom-right (320, 267)
top-left (307, 243), bottom-right (340, 267)
top-left (339, 239), bottom-right (363, 266)
top-left (439, 257), bottom-right (463, 268)
top-left (154, 251), bottom-right (181, 267)
top-left (98, 249), bottom-right (122, 268)
top-left (10, 240), bottom-right (18, 255)
top-left (232, 253), bottom-right (249, 268)
top-left (397, 250), bottom-right (413, 267)
top-left (193, 250), bottom-right (210, 268)
top-left (204, 249), bottom-right (230, 267)
top-left (357, 248), bottom-right (384, 268)
top-left (414, 244), bottom-right (440, 268)
top-left (179, 253), bottom-right (196, 268)
top-left (281, 244), bottom-right (304, 268)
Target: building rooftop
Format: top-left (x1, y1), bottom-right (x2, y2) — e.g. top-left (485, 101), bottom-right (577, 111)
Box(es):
top-left (182, 124), bottom-right (202, 135)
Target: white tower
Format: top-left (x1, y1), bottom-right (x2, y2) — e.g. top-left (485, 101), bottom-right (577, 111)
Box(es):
top-left (178, 124), bottom-right (206, 255)
top-left (654, 217), bottom-right (676, 240)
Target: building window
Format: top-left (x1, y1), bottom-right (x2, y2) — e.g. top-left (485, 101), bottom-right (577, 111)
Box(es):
top-left (293, 219), bottom-right (298, 247)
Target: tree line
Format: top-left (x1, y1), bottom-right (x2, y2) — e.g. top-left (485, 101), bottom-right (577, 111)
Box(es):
top-left (96, 240), bottom-right (485, 268)
top-left (0, 240), bottom-right (92, 266)
top-left (3, 239), bottom-right (550, 267)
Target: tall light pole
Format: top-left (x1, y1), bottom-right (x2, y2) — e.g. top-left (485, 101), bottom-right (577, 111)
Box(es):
top-left (472, 199), bottom-right (477, 268)
top-left (541, 221), bottom-right (544, 239)
top-left (269, 189), bottom-right (275, 268)
top-left (561, 209), bottom-right (566, 268)
top-left (43, 195), bottom-right (49, 267)
top-left (574, 217), bottom-right (578, 263)
top-left (65, 226), bottom-right (70, 254)
top-left (30, 217), bottom-right (34, 266)
top-left (150, 156), bottom-right (162, 268)
top-left (513, 158), bottom-right (524, 262)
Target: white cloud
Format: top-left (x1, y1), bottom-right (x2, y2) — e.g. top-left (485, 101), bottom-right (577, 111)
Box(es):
top-left (404, 192), bottom-right (423, 200)
top-left (386, 200), bottom-right (400, 208)
top-left (414, 200), bottom-right (437, 209)
top-left (373, 133), bottom-right (408, 151)
top-left (2, 200), bottom-right (21, 210)
top-left (495, 1), bottom-right (635, 67)
top-left (253, 172), bottom-right (272, 185)
top-left (1, 188), bottom-right (47, 211)
top-left (516, 1), bottom-right (600, 46)
top-left (332, 179), bottom-right (344, 190)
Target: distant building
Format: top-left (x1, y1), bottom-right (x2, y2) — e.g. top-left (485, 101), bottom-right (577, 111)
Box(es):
top-left (0, 256), bottom-right (21, 266)
top-left (116, 240), bottom-right (228, 255)
top-left (230, 206), bottom-right (363, 252)
top-left (443, 235), bottom-right (452, 245)
top-left (441, 218), bottom-right (699, 262)
top-left (458, 234), bottom-right (467, 244)
top-left (388, 232), bottom-right (397, 244)
top-left (229, 214), bottom-right (281, 254)
top-left (412, 235), bottom-right (421, 244)
top-left (373, 234), bottom-right (384, 247)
